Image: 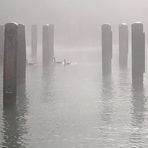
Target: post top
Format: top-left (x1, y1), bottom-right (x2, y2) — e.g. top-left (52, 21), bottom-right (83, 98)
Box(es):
top-left (44, 24), bottom-right (49, 26)
top-left (132, 22), bottom-right (143, 27)
top-left (120, 23), bottom-right (127, 26)
top-left (134, 22), bottom-right (142, 24)
top-left (5, 22), bottom-right (18, 26)
top-left (102, 24), bottom-right (111, 27)
top-left (18, 24), bottom-right (25, 27)
top-left (132, 22), bottom-right (143, 30)
top-left (102, 24), bottom-right (111, 30)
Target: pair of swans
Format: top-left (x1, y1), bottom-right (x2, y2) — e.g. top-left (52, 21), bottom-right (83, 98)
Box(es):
top-left (53, 57), bottom-right (71, 65)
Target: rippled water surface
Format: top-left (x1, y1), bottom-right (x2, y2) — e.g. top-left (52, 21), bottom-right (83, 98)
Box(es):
top-left (0, 48), bottom-right (148, 148)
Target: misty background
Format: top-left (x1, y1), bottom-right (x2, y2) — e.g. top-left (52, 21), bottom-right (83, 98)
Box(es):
top-left (0, 0), bottom-right (148, 48)
top-left (1, 1), bottom-right (148, 147)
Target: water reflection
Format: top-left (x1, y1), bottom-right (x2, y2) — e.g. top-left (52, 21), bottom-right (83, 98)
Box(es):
top-left (41, 65), bottom-right (55, 103)
top-left (100, 75), bottom-right (113, 134)
top-left (101, 75), bottom-right (113, 123)
top-left (119, 69), bottom-right (130, 95)
top-left (131, 86), bottom-right (145, 127)
top-left (2, 84), bottom-right (28, 148)
top-left (129, 83), bottom-right (146, 147)
top-left (42, 64), bottom-right (55, 82)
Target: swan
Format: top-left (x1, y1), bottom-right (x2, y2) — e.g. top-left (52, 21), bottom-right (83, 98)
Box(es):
top-left (53, 57), bottom-right (63, 64)
top-left (64, 59), bottom-right (71, 66)
top-left (26, 60), bottom-right (35, 65)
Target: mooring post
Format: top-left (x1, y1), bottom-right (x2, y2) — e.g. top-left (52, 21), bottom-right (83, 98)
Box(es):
top-left (3, 23), bottom-right (26, 106)
top-left (49, 24), bottom-right (54, 62)
top-left (119, 23), bottom-right (128, 69)
top-left (3, 23), bottom-right (18, 105)
top-left (31, 25), bottom-right (37, 61)
top-left (132, 22), bottom-right (145, 89)
top-left (42, 24), bottom-right (50, 66)
top-left (0, 25), bottom-right (4, 62)
top-left (101, 24), bottom-right (112, 76)
top-left (17, 24), bottom-right (26, 85)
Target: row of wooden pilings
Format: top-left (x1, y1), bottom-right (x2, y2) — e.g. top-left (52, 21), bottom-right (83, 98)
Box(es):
top-left (0, 24), bottom-right (54, 64)
top-left (31, 24), bottom-right (54, 64)
top-left (102, 22), bottom-right (145, 90)
top-left (0, 23), bottom-right (54, 107)
top-left (0, 22), bottom-right (145, 107)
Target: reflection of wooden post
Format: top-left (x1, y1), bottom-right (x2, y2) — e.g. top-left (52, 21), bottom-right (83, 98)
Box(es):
top-left (101, 24), bottom-right (112, 76)
top-left (3, 23), bottom-right (18, 105)
top-left (132, 22), bottom-right (145, 89)
top-left (49, 24), bottom-right (54, 62)
top-left (17, 24), bottom-right (26, 85)
top-left (31, 25), bottom-right (37, 60)
top-left (3, 103), bottom-right (18, 145)
top-left (42, 24), bottom-right (50, 66)
top-left (119, 23), bottom-right (128, 69)
top-left (0, 25), bottom-right (4, 62)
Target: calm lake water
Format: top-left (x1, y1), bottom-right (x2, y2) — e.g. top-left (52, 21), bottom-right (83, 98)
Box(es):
top-left (0, 47), bottom-right (148, 148)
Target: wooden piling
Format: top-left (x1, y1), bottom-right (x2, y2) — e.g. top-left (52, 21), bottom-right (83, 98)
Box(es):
top-left (132, 22), bottom-right (145, 89)
top-left (101, 24), bottom-right (112, 76)
top-left (17, 24), bottom-right (26, 85)
top-left (3, 23), bottom-right (18, 105)
top-left (119, 23), bottom-right (128, 69)
top-left (42, 24), bottom-right (50, 66)
top-left (3, 23), bottom-right (26, 106)
top-left (0, 25), bottom-right (4, 62)
top-left (49, 24), bottom-right (54, 62)
top-left (31, 25), bottom-right (37, 60)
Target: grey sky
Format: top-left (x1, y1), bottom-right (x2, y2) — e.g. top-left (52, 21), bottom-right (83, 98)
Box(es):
top-left (0, 0), bottom-right (147, 47)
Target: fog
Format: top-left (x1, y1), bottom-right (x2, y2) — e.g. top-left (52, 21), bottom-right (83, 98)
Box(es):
top-left (1, 1), bottom-right (148, 147)
top-left (0, 0), bottom-right (148, 48)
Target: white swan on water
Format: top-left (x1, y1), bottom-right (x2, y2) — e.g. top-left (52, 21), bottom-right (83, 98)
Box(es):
top-left (64, 59), bottom-right (71, 66)
top-left (52, 57), bottom-right (63, 64)
top-left (53, 57), bottom-right (71, 66)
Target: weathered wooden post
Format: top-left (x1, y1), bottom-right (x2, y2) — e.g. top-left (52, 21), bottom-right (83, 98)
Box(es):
top-left (42, 24), bottom-right (50, 66)
top-left (101, 24), bottom-right (112, 76)
top-left (3, 23), bottom-right (18, 105)
top-left (132, 22), bottom-right (145, 89)
top-left (31, 25), bottom-right (37, 61)
top-left (42, 24), bottom-right (54, 66)
top-left (17, 24), bottom-right (26, 85)
top-left (3, 23), bottom-right (26, 106)
top-left (119, 23), bottom-right (128, 69)
top-left (0, 25), bottom-right (4, 62)
top-left (49, 24), bottom-right (54, 62)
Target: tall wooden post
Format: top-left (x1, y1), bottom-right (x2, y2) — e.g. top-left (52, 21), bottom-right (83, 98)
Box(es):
top-left (31, 25), bottom-right (37, 60)
top-left (17, 24), bottom-right (26, 85)
top-left (132, 22), bottom-right (145, 89)
top-left (119, 23), bottom-right (128, 69)
top-left (49, 24), bottom-right (54, 62)
top-left (101, 24), bottom-right (112, 76)
top-left (3, 23), bottom-right (18, 105)
top-left (3, 23), bottom-right (26, 106)
top-left (42, 24), bottom-right (50, 66)
top-left (0, 25), bottom-right (4, 62)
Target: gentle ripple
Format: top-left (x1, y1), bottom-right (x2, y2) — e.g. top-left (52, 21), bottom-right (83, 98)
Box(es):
top-left (0, 48), bottom-right (148, 148)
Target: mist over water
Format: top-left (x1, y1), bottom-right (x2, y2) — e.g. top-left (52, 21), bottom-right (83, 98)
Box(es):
top-left (0, 46), bottom-right (148, 147)
top-left (1, 0), bottom-right (148, 147)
